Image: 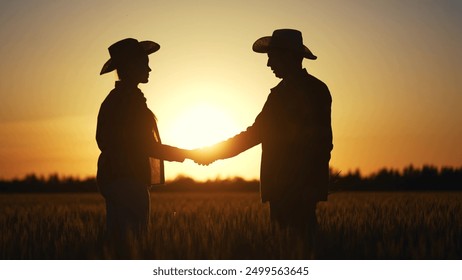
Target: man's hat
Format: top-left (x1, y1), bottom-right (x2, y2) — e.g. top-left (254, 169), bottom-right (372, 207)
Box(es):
top-left (100, 38), bottom-right (160, 75)
top-left (252, 29), bottom-right (317, 60)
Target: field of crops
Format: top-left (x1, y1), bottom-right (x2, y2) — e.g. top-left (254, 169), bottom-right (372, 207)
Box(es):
top-left (1, 191), bottom-right (461, 259)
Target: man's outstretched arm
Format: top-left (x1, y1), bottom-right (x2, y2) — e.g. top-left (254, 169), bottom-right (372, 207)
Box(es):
top-left (190, 92), bottom-right (274, 165)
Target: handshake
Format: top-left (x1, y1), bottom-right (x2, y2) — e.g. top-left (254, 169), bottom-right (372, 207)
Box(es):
top-left (185, 146), bottom-right (220, 166)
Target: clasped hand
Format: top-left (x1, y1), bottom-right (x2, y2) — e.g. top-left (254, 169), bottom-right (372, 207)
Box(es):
top-left (187, 147), bottom-right (217, 166)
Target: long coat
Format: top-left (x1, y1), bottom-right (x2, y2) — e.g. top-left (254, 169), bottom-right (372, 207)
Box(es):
top-left (211, 69), bottom-right (333, 203)
top-left (96, 81), bottom-right (184, 189)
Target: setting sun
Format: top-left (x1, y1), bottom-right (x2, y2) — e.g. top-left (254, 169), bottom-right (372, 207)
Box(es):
top-left (167, 102), bottom-right (240, 149)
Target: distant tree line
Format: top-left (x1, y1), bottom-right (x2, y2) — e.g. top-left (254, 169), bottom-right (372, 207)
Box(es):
top-left (0, 165), bottom-right (461, 193)
top-left (0, 174), bottom-right (98, 193)
top-left (330, 165), bottom-right (462, 192)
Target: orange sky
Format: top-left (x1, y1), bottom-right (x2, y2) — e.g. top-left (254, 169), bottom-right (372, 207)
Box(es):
top-left (1, 0), bottom-right (461, 180)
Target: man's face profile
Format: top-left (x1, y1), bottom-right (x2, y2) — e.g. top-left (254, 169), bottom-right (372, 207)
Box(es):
top-left (267, 49), bottom-right (300, 79)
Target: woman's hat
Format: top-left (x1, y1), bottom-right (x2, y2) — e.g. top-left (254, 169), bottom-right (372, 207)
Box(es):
top-left (100, 38), bottom-right (160, 75)
top-left (252, 29), bottom-right (317, 60)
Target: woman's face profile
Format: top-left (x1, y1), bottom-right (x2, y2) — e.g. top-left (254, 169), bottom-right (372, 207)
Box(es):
top-left (131, 55), bottom-right (151, 84)
top-left (118, 55), bottom-right (151, 84)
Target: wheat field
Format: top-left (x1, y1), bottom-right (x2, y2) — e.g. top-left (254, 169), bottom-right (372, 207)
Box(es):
top-left (1, 191), bottom-right (461, 259)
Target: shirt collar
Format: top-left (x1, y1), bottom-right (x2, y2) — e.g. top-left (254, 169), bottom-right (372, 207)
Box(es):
top-left (115, 80), bottom-right (141, 92)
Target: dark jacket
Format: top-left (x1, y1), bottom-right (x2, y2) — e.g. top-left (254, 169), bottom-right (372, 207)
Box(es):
top-left (96, 81), bottom-right (184, 188)
top-left (211, 69), bottom-right (333, 203)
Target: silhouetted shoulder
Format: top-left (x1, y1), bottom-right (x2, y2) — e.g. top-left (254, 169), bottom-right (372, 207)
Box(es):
top-left (305, 72), bottom-right (329, 90)
top-left (101, 90), bottom-right (116, 107)
top-left (304, 73), bottom-right (331, 102)
top-left (99, 87), bottom-right (127, 115)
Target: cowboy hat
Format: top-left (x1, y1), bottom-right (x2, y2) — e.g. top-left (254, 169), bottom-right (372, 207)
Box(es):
top-left (252, 29), bottom-right (317, 60)
top-left (100, 38), bottom-right (160, 75)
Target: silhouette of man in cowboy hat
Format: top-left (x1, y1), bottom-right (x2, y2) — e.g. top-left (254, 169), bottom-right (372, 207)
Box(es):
top-left (193, 29), bottom-right (333, 258)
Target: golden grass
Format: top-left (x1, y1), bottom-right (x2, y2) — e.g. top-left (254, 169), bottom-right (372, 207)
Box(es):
top-left (1, 191), bottom-right (461, 259)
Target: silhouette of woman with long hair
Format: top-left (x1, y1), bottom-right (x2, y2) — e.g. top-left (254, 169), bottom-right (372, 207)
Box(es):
top-left (97, 38), bottom-right (189, 249)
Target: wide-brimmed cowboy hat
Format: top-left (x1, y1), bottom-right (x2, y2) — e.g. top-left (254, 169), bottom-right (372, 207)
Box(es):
top-left (100, 38), bottom-right (160, 75)
top-left (252, 29), bottom-right (317, 60)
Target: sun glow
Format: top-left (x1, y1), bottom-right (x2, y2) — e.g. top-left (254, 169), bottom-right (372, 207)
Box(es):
top-left (166, 102), bottom-right (241, 149)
